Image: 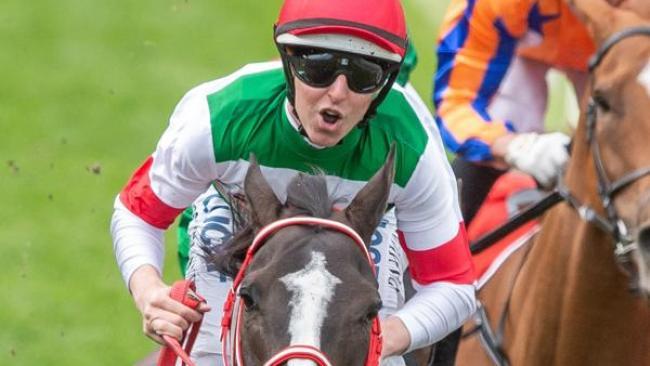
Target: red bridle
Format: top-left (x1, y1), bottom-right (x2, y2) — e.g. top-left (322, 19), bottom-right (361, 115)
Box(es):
top-left (220, 217), bottom-right (383, 366)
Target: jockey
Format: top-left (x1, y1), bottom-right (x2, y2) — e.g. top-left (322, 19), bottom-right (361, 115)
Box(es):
top-left (434, 0), bottom-right (650, 227)
top-left (175, 42), bottom-right (420, 278)
top-left (433, 0), bottom-right (596, 226)
top-left (111, 1), bottom-right (476, 365)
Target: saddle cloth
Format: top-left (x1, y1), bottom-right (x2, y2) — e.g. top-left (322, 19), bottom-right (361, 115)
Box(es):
top-left (468, 172), bottom-right (542, 289)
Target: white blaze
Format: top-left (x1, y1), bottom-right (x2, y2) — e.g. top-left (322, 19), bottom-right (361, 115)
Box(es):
top-left (280, 251), bottom-right (342, 366)
top-left (637, 59), bottom-right (650, 98)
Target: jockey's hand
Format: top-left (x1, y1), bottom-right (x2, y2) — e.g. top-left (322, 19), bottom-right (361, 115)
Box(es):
top-left (381, 316), bottom-right (410, 358)
top-left (129, 265), bottom-right (211, 345)
top-left (504, 132), bottom-right (570, 188)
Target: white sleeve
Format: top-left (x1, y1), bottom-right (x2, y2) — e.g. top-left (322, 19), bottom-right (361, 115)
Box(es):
top-left (111, 63), bottom-right (284, 290)
top-left (110, 197), bottom-right (165, 288)
top-left (394, 282), bottom-right (476, 352)
top-left (393, 83), bottom-right (463, 237)
top-left (149, 84), bottom-right (220, 208)
top-left (391, 83), bottom-right (477, 351)
top-left (110, 82), bottom-right (220, 289)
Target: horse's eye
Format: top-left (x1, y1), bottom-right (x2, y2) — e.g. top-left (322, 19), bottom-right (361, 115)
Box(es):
top-left (593, 93), bottom-right (611, 112)
top-left (238, 286), bottom-right (258, 310)
top-left (364, 299), bottom-right (382, 322)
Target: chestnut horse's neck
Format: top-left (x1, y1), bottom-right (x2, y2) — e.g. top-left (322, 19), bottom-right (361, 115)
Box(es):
top-left (503, 113), bottom-right (650, 365)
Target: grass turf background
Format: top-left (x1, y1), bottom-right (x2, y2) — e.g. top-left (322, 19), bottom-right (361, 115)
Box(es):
top-left (0, 0), bottom-right (572, 364)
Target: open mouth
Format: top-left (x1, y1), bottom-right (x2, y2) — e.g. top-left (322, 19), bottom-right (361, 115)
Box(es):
top-left (320, 109), bottom-right (342, 124)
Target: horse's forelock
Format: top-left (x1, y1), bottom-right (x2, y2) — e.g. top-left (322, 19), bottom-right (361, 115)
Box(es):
top-left (285, 172), bottom-right (332, 219)
top-left (209, 172), bottom-right (332, 277)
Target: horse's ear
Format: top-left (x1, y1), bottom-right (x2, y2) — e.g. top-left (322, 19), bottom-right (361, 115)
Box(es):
top-left (343, 145), bottom-right (396, 244)
top-left (569, 0), bottom-right (646, 43)
top-left (244, 154), bottom-right (282, 228)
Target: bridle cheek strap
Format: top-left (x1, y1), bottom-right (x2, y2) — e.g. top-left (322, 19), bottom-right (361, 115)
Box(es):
top-left (582, 26), bottom-right (650, 272)
top-left (220, 217), bottom-right (383, 366)
top-left (366, 317), bottom-right (384, 366)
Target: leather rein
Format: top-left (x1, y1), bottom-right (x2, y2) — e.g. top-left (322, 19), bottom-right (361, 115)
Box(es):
top-left (220, 216), bottom-right (383, 366)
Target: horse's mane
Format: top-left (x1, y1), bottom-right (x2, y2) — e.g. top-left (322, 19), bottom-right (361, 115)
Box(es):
top-left (210, 171), bottom-right (333, 278)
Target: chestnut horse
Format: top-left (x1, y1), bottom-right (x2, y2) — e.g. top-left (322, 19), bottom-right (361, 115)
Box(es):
top-left (212, 151), bottom-right (395, 366)
top-left (456, 1), bottom-right (650, 365)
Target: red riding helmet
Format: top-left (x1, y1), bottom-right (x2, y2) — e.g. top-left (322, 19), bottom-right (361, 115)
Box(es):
top-left (275, 0), bottom-right (407, 61)
top-left (274, 0), bottom-right (408, 123)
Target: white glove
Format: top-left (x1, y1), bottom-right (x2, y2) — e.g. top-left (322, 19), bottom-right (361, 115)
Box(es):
top-left (504, 132), bottom-right (570, 187)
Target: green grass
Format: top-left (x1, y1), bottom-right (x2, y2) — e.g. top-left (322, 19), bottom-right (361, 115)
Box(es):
top-left (0, 0), bottom-right (452, 364)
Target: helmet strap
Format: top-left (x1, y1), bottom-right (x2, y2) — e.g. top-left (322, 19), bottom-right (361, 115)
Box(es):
top-left (274, 26), bottom-right (296, 106)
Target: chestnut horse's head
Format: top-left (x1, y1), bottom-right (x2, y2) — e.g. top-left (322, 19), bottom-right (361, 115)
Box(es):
top-left (569, 0), bottom-right (650, 298)
top-left (213, 148), bottom-right (395, 365)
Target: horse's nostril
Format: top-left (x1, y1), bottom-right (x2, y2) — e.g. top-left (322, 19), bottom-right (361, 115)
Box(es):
top-left (638, 225), bottom-right (650, 252)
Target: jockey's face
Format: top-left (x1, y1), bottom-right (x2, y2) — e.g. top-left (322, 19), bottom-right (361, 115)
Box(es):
top-left (292, 74), bottom-right (373, 147)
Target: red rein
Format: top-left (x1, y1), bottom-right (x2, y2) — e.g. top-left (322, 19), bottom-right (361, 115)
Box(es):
top-left (157, 280), bottom-right (205, 366)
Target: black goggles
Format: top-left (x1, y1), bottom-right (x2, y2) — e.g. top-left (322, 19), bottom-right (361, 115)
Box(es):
top-left (284, 48), bottom-right (399, 94)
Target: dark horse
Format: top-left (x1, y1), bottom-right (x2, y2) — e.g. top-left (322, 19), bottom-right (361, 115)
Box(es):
top-left (212, 149), bottom-right (395, 365)
top-left (456, 1), bottom-right (650, 365)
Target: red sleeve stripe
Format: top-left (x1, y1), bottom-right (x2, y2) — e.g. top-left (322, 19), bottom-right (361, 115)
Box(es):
top-left (119, 156), bottom-right (184, 229)
top-left (398, 222), bottom-right (475, 285)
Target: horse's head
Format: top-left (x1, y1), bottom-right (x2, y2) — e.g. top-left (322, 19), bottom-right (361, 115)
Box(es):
top-left (215, 148), bottom-right (395, 365)
top-left (569, 0), bottom-right (650, 298)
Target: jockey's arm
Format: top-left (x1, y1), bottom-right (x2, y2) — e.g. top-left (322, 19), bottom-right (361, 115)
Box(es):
top-left (388, 140), bottom-right (477, 354)
top-left (111, 197), bottom-right (211, 344)
top-left (434, 0), bottom-right (531, 163)
top-left (433, 0), bottom-right (572, 187)
top-left (111, 86), bottom-right (218, 343)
